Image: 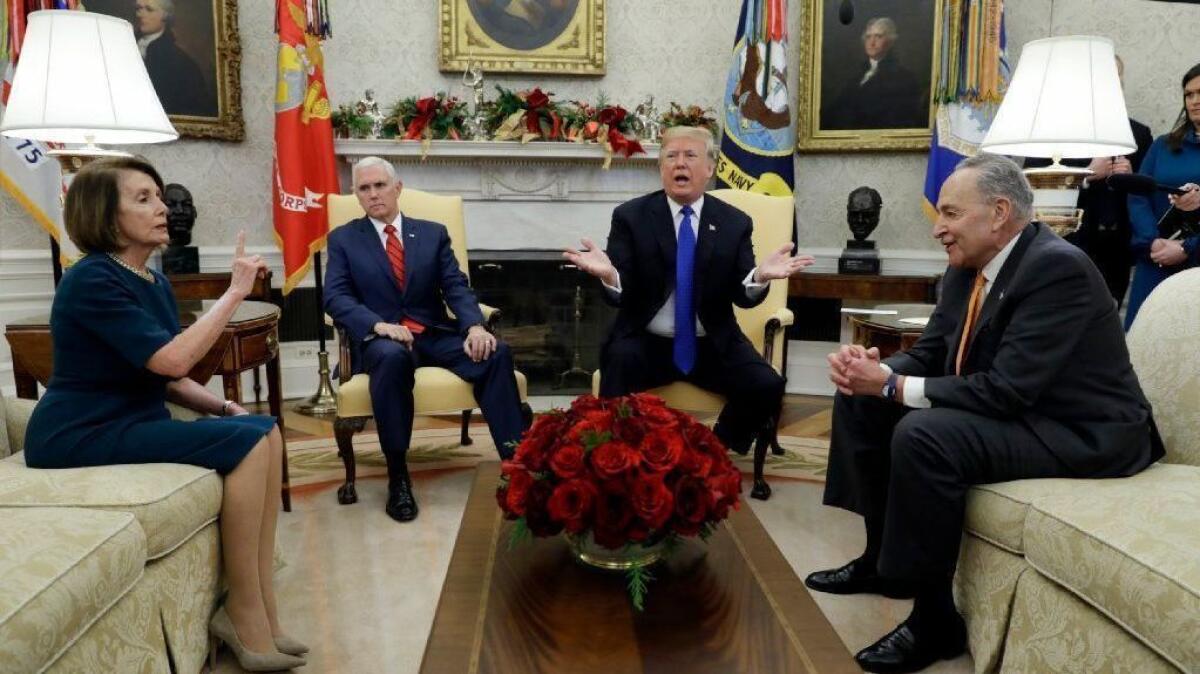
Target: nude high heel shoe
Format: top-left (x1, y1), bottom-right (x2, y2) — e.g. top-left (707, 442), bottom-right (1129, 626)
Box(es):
top-left (274, 633), bottom-right (310, 656)
top-left (209, 606), bottom-right (306, 671)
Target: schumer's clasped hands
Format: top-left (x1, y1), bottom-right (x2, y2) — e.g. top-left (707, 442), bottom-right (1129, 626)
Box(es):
top-left (828, 344), bottom-right (890, 397)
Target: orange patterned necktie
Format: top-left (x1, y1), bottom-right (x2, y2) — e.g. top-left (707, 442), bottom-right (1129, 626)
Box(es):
top-left (955, 273), bottom-right (988, 375)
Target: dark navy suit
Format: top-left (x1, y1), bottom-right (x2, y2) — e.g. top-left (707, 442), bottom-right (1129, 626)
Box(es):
top-left (324, 215), bottom-right (524, 472)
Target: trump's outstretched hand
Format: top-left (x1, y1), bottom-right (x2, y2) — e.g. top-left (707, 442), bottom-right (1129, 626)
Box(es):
top-left (754, 243), bottom-right (816, 283)
top-left (562, 238), bottom-right (619, 287)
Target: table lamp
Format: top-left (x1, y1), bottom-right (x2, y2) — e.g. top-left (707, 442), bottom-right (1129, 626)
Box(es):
top-left (0, 9), bottom-right (177, 278)
top-left (980, 35), bottom-right (1135, 236)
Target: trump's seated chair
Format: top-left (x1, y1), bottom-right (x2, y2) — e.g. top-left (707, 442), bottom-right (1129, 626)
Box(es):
top-left (593, 188), bottom-right (795, 501)
top-left (327, 188), bottom-right (531, 505)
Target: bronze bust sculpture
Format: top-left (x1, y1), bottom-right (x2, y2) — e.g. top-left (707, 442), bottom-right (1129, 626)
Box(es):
top-left (162, 183), bottom-right (199, 274)
top-left (839, 186), bottom-right (882, 274)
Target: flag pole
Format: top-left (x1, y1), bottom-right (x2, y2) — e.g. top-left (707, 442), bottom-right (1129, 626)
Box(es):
top-left (294, 250), bottom-right (338, 415)
top-left (49, 236), bottom-right (62, 285)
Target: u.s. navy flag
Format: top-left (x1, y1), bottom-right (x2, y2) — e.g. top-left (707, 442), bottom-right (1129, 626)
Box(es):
top-left (922, 1), bottom-right (1009, 221)
top-left (716, 0), bottom-right (794, 197)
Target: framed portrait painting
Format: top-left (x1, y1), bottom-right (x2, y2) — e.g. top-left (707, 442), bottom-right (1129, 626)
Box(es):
top-left (83, 0), bottom-right (244, 141)
top-left (797, 0), bottom-right (942, 152)
top-left (439, 0), bottom-right (605, 76)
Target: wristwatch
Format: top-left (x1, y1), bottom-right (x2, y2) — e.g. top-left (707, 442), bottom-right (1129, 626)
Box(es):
top-left (881, 374), bottom-right (899, 401)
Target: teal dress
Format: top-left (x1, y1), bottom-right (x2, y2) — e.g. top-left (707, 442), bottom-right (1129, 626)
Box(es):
top-left (23, 254), bottom-right (275, 475)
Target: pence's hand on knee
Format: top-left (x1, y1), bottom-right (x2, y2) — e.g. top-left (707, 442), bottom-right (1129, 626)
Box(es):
top-left (373, 322), bottom-right (413, 347)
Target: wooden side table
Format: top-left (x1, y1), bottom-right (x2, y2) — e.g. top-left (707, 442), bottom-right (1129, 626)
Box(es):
top-left (4, 300), bottom-right (292, 511)
top-left (848, 303), bottom-right (937, 359)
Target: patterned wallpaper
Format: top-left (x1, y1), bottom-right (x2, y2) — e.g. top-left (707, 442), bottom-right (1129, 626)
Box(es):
top-left (1, 0), bottom-right (1197, 254)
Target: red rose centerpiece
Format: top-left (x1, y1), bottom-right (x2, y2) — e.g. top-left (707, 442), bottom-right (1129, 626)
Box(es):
top-left (496, 394), bottom-right (742, 609)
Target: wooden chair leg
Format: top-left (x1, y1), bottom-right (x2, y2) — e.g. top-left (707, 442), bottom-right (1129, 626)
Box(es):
top-left (334, 416), bottom-right (366, 505)
top-left (750, 417), bottom-right (774, 501)
top-left (460, 410), bottom-right (474, 446)
top-left (771, 399), bottom-right (786, 456)
top-left (252, 366), bottom-right (263, 405)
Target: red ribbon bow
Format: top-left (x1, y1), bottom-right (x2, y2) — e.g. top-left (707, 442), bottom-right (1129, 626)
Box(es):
top-left (404, 97), bottom-right (438, 140)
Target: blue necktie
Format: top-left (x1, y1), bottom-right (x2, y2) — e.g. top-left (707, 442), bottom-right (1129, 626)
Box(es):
top-left (674, 205), bottom-right (697, 374)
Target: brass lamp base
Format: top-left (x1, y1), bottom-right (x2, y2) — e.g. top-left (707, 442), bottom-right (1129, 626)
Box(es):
top-left (1025, 160), bottom-right (1090, 237)
top-left (295, 350), bottom-right (339, 416)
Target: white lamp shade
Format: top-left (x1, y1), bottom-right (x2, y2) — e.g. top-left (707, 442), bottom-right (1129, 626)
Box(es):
top-left (0, 10), bottom-right (177, 145)
top-left (981, 35), bottom-right (1134, 159)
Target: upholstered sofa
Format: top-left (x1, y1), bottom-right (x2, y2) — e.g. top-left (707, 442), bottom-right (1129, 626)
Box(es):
top-left (955, 268), bottom-right (1200, 673)
top-left (0, 395), bottom-right (222, 673)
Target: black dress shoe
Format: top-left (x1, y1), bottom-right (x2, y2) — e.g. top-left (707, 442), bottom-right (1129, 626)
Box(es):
top-left (855, 617), bottom-right (967, 673)
top-left (804, 559), bottom-right (916, 599)
top-left (386, 478), bottom-right (419, 522)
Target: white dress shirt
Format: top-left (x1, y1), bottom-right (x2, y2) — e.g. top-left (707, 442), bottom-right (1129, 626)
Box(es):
top-left (860, 58), bottom-right (881, 85)
top-left (604, 195), bottom-right (768, 337)
top-left (369, 213), bottom-right (405, 250)
top-left (136, 30), bottom-right (163, 59)
top-left (884, 232), bottom-right (1022, 408)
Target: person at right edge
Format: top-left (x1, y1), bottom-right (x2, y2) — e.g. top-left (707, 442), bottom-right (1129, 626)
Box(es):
top-left (1124, 62), bottom-right (1200, 329)
top-left (807, 153), bottom-right (1163, 673)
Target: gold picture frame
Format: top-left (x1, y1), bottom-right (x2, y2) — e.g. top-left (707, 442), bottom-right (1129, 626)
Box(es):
top-left (439, 0), bottom-right (605, 76)
top-left (796, 0), bottom-right (942, 152)
top-left (85, 0), bottom-right (244, 141)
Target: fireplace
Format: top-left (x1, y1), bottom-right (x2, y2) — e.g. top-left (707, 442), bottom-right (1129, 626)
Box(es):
top-left (469, 251), bottom-right (615, 395)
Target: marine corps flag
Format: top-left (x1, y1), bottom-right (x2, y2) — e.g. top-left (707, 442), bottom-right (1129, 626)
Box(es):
top-left (272, 0), bottom-right (337, 295)
top-left (716, 0), bottom-right (795, 196)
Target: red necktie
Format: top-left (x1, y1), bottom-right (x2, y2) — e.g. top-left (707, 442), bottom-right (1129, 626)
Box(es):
top-left (383, 224), bottom-right (405, 290)
top-left (955, 273), bottom-right (987, 375)
top-left (383, 224), bottom-right (425, 335)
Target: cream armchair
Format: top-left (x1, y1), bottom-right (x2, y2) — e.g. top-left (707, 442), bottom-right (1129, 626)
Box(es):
top-left (326, 188), bottom-right (530, 505)
top-left (593, 188), bottom-right (795, 501)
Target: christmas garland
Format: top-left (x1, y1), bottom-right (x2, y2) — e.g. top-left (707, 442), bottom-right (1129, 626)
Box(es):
top-left (335, 89), bottom-right (720, 168)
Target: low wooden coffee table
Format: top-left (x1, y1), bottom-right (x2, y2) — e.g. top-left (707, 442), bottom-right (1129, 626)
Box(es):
top-left (421, 464), bottom-right (858, 673)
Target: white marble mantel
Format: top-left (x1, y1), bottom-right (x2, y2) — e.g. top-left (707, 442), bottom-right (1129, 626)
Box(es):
top-left (333, 139), bottom-right (664, 251)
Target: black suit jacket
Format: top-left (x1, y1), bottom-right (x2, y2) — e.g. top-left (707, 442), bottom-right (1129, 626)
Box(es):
top-left (601, 191), bottom-right (766, 356)
top-left (886, 222), bottom-right (1164, 477)
top-left (324, 215), bottom-right (484, 374)
top-left (144, 30), bottom-right (213, 117)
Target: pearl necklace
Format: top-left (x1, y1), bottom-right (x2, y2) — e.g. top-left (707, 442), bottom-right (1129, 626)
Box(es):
top-left (107, 253), bottom-right (155, 283)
